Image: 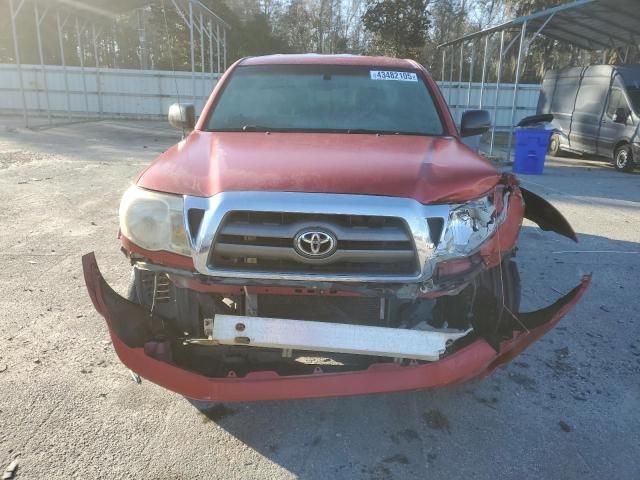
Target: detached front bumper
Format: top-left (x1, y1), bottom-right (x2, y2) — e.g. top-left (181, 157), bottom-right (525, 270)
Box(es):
top-left (83, 252), bottom-right (590, 402)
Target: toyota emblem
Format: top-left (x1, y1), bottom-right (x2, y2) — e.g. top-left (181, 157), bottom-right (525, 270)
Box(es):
top-left (294, 229), bottom-right (337, 258)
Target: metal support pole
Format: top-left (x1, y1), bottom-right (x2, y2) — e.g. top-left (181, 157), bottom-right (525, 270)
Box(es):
top-left (506, 21), bottom-right (528, 163)
top-left (35, 2), bottom-right (52, 125)
top-left (457, 42), bottom-right (464, 123)
top-left (448, 45), bottom-right (454, 105)
top-left (216, 22), bottom-right (221, 73)
top-left (502, 31), bottom-right (522, 58)
top-left (528, 12), bottom-right (555, 47)
top-left (57, 11), bottom-right (72, 120)
top-left (490, 30), bottom-right (505, 156)
top-left (111, 24), bottom-right (118, 68)
top-left (92, 23), bottom-right (103, 118)
top-left (479, 35), bottom-right (489, 109)
top-left (9, 0), bottom-right (28, 127)
top-left (75, 17), bottom-right (90, 116)
top-left (137, 8), bottom-right (147, 69)
top-left (200, 12), bottom-right (205, 104)
top-left (441, 49), bottom-right (445, 83)
top-left (223, 27), bottom-right (227, 71)
top-left (466, 41), bottom-right (475, 109)
top-left (189, 1), bottom-right (196, 105)
top-left (208, 20), bottom-right (214, 77)
top-left (33, 21), bottom-right (42, 115)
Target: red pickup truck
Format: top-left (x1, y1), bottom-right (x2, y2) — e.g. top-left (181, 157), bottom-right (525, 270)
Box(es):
top-left (83, 54), bottom-right (590, 402)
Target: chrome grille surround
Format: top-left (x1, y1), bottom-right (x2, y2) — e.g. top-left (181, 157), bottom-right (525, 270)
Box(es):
top-left (210, 211), bottom-right (418, 275)
top-left (183, 191), bottom-right (487, 283)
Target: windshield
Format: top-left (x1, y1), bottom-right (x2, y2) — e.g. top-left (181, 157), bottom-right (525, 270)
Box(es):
top-left (205, 65), bottom-right (444, 135)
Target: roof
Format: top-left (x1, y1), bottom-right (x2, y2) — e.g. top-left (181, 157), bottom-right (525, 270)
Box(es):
top-left (240, 54), bottom-right (419, 69)
top-left (40, 0), bottom-right (150, 15)
top-left (438, 0), bottom-right (640, 51)
top-left (545, 64), bottom-right (640, 77)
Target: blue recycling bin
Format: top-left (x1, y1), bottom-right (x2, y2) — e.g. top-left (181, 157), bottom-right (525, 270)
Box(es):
top-left (512, 129), bottom-right (553, 175)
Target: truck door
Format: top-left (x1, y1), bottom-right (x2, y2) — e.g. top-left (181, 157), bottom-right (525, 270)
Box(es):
top-left (569, 78), bottom-right (608, 154)
top-left (598, 88), bottom-right (634, 157)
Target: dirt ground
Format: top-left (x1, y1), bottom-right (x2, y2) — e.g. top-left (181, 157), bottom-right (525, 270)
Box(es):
top-left (1, 119), bottom-right (639, 480)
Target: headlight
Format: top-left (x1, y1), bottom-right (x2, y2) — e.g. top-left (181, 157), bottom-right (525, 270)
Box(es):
top-left (438, 195), bottom-right (503, 256)
top-left (119, 185), bottom-right (190, 256)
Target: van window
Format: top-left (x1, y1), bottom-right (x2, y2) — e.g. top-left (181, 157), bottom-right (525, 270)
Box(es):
top-left (606, 90), bottom-right (624, 118)
top-left (606, 89), bottom-right (631, 118)
top-left (626, 87), bottom-right (640, 113)
top-left (574, 80), bottom-right (609, 115)
top-left (550, 77), bottom-right (579, 113)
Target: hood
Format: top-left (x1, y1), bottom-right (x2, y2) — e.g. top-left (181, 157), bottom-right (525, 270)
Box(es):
top-left (136, 131), bottom-right (500, 204)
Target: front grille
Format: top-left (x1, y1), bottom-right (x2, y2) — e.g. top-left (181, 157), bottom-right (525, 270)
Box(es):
top-left (209, 212), bottom-right (418, 276)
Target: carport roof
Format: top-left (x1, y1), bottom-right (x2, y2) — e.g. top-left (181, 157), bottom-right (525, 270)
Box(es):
top-left (438, 0), bottom-right (640, 51)
top-left (36, 0), bottom-right (230, 28)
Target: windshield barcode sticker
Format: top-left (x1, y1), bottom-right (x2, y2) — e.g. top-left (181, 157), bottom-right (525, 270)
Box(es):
top-left (370, 70), bottom-right (418, 82)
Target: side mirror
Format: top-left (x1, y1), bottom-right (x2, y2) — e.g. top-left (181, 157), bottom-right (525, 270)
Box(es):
top-left (460, 109), bottom-right (491, 137)
top-left (613, 107), bottom-right (630, 124)
top-left (168, 103), bottom-right (195, 132)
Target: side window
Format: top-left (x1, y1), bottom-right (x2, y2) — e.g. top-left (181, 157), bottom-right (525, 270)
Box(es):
top-left (551, 77), bottom-right (579, 113)
top-left (606, 90), bottom-right (623, 118)
top-left (574, 81), bottom-right (609, 115)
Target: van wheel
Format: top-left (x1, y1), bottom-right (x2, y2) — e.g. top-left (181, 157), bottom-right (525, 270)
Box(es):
top-left (614, 145), bottom-right (634, 172)
top-left (548, 134), bottom-right (563, 157)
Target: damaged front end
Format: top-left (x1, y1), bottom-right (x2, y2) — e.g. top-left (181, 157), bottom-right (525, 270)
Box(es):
top-left (83, 176), bottom-right (590, 402)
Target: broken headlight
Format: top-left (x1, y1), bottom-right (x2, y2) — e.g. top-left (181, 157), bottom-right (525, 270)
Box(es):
top-left (119, 185), bottom-right (190, 256)
top-left (439, 195), bottom-right (500, 256)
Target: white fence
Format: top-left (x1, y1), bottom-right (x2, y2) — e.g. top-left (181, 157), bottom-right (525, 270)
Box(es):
top-left (0, 64), bottom-right (220, 122)
top-left (438, 81), bottom-right (541, 129)
top-left (0, 64), bottom-right (541, 130)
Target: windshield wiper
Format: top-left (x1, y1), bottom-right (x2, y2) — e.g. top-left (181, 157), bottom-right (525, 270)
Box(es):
top-left (346, 128), bottom-right (407, 135)
top-left (240, 125), bottom-right (273, 132)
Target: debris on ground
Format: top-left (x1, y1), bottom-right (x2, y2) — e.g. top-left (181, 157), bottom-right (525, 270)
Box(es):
top-left (424, 409), bottom-right (451, 433)
top-left (129, 370), bottom-right (141, 384)
top-left (2, 459), bottom-right (19, 480)
top-left (559, 421), bottom-right (572, 433)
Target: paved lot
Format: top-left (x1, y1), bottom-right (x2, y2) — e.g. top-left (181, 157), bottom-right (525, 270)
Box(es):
top-left (1, 119), bottom-right (639, 479)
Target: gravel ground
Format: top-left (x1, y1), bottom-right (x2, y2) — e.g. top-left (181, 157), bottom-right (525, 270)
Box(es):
top-left (0, 119), bottom-right (639, 480)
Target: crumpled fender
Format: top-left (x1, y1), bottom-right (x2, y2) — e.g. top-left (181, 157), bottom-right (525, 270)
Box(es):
top-left (479, 178), bottom-right (577, 268)
top-left (82, 252), bottom-right (591, 402)
top-left (521, 187), bottom-right (577, 242)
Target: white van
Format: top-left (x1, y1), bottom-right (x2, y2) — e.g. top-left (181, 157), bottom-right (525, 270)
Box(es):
top-left (537, 64), bottom-right (640, 172)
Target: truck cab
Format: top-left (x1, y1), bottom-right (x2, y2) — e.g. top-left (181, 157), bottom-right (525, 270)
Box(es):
top-left (83, 54), bottom-right (589, 402)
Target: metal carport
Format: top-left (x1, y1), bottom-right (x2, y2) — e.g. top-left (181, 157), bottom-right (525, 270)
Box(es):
top-left (438, 0), bottom-right (640, 159)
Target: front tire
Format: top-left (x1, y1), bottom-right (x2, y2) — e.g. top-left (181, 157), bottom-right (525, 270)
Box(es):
top-left (548, 133), bottom-right (563, 157)
top-left (614, 144), bottom-right (635, 173)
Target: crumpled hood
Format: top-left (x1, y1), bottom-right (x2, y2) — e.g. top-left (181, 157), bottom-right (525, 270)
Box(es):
top-left (137, 131), bottom-right (500, 204)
